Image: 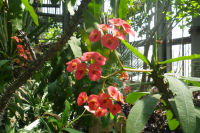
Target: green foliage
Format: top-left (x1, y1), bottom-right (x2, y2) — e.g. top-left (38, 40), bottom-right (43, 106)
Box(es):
top-left (165, 76), bottom-right (196, 133)
top-left (160, 54), bottom-right (200, 64)
top-left (110, 0), bottom-right (120, 17)
top-left (118, 0), bottom-right (128, 19)
top-left (166, 110), bottom-right (179, 130)
top-left (83, 0), bottom-right (102, 29)
top-left (121, 40), bottom-right (150, 65)
top-left (62, 128), bottom-right (84, 133)
top-left (61, 100), bottom-right (71, 124)
top-left (126, 94), bottom-right (161, 133)
top-left (68, 36), bottom-right (82, 58)
top-left (21, 0), bottom-right (39, 26)
top-left (126, 92), bottom-right (149, 104)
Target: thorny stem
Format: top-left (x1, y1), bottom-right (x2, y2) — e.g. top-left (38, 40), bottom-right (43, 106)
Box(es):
top-left (65, 109), bottom-right (86, 128)
top-left (113, 50), bottom-right (124, 69)
top-left (100, 50), bottom-right (152, 92)
top-left (101, 70), bottom-right (122, 79)
top-left (100, 79), bottom-right (106, 93)
top-left (123, 68), bottom-right (152, 72)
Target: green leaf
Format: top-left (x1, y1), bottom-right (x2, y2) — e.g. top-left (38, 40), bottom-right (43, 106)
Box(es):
top-left (195, 107), bottom-right (200, 133)
top-left (83, 0), bottom-right (101, 29)
top-left (11, 18), bottom-right (22, 30)
top-left (62, 128), bottom-right (83, 133)
top-left (126, 94), bottom-right (161, 133)
top-left (160, 54), bottom-right (200, 64)
top-left (68, 36), bottom-right (82, 58)
top-left (0, 60), bottom-right (9, 68)
top-left (88, 0), bottom-right (102, 18)
top-left (61, 100), bottom-right (70, 124)
top-left (67, 0), bottom-right (75, 16)
top-left (40, 118), bottom-right (53, 133)
top-left (118, 0), bottom-right (128, 19)
top-left (126, 92), bottom-right (149, 104)
top-left (21, 0), bottom-right (39, 26)
top-left (165, 76), bottom-right (196, 133)
top-left (121, 40), bottom-right (150, 65)
top-left (166, 110), bottom-right (179, 130)
top-left (110, 113), bottom-right (114, 120)
top-left (101, 113), bottom-right (110, 128)
top-left (181, 76), bottom-right (200, 82)
top-left (188, 86), bottom-right (200, 92)
top-left (0, 0), bottom-right (3, 10)
top-left (80, 29), bottom-right (91, 51)
top-left (110, 0), bottom-right (120, 17)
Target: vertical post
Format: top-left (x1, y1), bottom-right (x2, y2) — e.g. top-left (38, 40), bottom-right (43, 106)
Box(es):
top-left (191, 16), bottom-right (200, 77)
top-left (63, 1), bottom-right (70, 32)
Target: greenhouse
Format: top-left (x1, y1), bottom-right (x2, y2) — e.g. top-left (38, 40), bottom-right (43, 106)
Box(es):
top-left (0, 0), bottom-right (200, 132)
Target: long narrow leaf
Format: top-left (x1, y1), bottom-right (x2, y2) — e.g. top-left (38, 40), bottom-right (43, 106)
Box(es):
top-left (40, 118), bottom-right (53, 133)
top-left (189, 86), bottom-right (200, 92)
top-left (62, 128), bottom-right (83, 133)
top-left (160, 54), bottom-right (200, 64)
top-left (121, 40), bottom-right (150, 65)
top-left (126, 92), bottom-right (149, 104)
top-left (165, 76), bottom-right (196, 133)
top-left (21, 0), bottom-right (39, 26)
top-left (126, 94), bottom-right (161, 133)
top-left (118, 0), bottom-right (128, 19)
top-left (181, 76), bottom-right (200, 82)
top-left (110, 0), bottom-right (120, 17)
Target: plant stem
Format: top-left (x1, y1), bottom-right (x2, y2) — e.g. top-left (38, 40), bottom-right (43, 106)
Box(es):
top-left (101, 79), bottom-right (106, 93)
top-left (101, 70), bottom-right (122, 79)
top-left (65, 109), bottom-right (86, 128)
top-left (113, 50), bottom-right (124, 69)
top-left (123, 68), bottom-right (153, 72)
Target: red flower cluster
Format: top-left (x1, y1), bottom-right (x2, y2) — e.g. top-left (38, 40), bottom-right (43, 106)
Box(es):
top-left (124, 86), bottom-right (132, 94)
top-left (120, 71), bottom-right (129, 80)
top-left (77, 86), bottom-right (125, 117)
top-left (17, 45), bottom-right (32, 61)
top-left (11, 36), bottom-right (33, 64)
top-left (66, 52), bottom-right (106, 81)
top-left (89, 18), bottom-right (135, 50)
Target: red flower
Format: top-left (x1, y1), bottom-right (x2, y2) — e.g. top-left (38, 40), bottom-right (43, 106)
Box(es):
top-left (94, 52), bottom-right (107, 66)
top-left (88, 64), bottom-right (101, 81)
top-left (11, 36), bottom-right (22, 43)
top-left (25, 49), bottom-right (33, 60)
top-left (109, 18), bottom-right (123, 26)
top-left (89, 29), bottom-right (101, 42)
top-left (98, 93), bottom-right (112, 109)
top-left (111, 29), bottom-right (126, 40)
top-left (75, 63), bottom-right (87, 80)
top-left (23, 54), bottom-right (28, 60)
top-left (112, 82), bottom-right (118, 87)
top-left (77, 92), bottom-right (87, 106)
top-left (124, 86), bottom-right (131, 94)
top-left (95, 108), bottom-right (107, 117)
top-left (97, 24), bottom-right (112, 32)
top-left (120, 72), bottom-right (129, 80)
top-left (17, 45), bottom-right (25, 57)
top-left (101, 34), bottom-right (119, 50)
top-left (110, 104), bottom-right (121, 115)
top-left (84, 105), bottom-right (95, 114)
top-left (88, 94), bottom-right (100, 110)
top-left (81, 52), bottom-right (95, 61)
top-left (107, 86), bottom-right (119, 101)
top-left (122, 24), bottom-right (135, 37)
top-left (118, 93), bottom-right (125, 104)
top-left (66, 58), bottom-right (81, 72)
